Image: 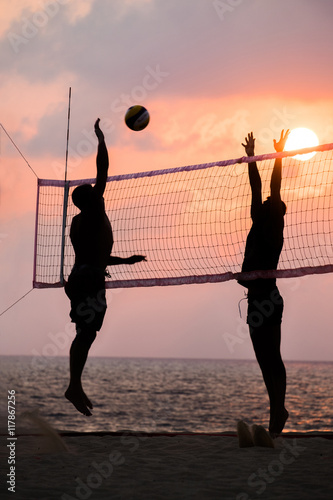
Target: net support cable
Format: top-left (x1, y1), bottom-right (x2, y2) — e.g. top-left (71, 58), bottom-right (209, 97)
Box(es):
top-left (33, 142), bottom-right (333, 289)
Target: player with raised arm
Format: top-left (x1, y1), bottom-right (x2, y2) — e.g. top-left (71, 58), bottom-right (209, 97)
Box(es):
top-left (64, 119), bottom-right (146, 416)
top-left (239, 129), bottom-right (290, 437)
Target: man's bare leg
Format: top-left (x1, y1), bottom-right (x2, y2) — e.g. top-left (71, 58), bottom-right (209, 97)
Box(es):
top-left (65, 327), bottom-right (96, 416)
top-left (266, 325), bottom-right (288, 436)
top-left (250, 325), bottom-right (288, 437)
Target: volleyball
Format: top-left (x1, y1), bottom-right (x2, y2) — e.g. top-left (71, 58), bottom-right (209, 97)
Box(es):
top-left (125, 105), bottom-right (150, 131)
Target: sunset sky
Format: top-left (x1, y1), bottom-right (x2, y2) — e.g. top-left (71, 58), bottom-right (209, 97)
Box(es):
top-left (1, 0), bottom-right (333, 362)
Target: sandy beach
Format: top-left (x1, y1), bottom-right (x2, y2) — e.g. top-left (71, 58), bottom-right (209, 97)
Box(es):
top-left (1, 428), bottom-right (332, 500)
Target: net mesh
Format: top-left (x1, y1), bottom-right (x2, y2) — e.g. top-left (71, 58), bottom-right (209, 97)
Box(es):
top-left (33, 144), bottom-right (333, 289)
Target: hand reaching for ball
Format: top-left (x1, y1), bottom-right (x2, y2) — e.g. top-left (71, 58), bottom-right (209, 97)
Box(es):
top-left (94, 118), bottom-right (105, 142)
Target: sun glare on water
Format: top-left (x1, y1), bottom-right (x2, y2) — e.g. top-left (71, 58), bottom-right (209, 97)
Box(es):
top-left (285, 127), bottom-right (319, 161)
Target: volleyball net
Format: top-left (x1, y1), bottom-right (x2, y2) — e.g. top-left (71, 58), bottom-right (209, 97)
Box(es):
top-left (33, 143), bottom-right (333, 289)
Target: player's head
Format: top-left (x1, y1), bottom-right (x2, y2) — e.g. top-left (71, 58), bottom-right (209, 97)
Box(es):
top-left (263, 196), bottom-right (286, 215)
top-left (72, 184), bottom-right (93, 211)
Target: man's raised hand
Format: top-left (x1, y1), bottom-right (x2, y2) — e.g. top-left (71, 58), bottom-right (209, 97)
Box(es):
top-left (94, 118), bottom-right (105, 143)
top-left (242, 132), bottom-right (255, 157)
top-left (273, 129), bottom-right (290, 153)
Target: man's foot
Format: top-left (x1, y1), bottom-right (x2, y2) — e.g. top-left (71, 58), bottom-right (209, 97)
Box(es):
top-left (269, 408), bottom-right (289, 438)
top-left (237, 420), bottom-right (254, 448)
top-left (65, 388), bottom-right (92, 417)
top-left (251, 424), bottom-right (275, 448)
top-left (81, 389), bottom-right (93, 410)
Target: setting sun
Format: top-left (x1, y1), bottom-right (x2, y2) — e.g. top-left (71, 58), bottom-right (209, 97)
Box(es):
top-left (285, 127), bottom-right (319, 161)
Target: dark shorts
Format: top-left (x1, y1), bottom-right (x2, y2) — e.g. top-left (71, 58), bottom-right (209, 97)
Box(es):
top-left (65, 265), bottom-right (107, 332)
top-left (247, 286), bottom-right (284, 328)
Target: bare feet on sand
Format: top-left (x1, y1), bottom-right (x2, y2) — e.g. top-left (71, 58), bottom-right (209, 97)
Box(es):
top-left (65, 387), bottom-right (92, 416)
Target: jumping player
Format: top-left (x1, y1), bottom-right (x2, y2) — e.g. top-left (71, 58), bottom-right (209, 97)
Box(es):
top-left (239, 129), bottom-right (290, 437)
top-left (65, 119), bottom-right (146, 416)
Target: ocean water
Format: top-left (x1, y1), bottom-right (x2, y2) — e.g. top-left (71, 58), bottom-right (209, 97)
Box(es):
top-left (0, 356), bottom-right (332, 434)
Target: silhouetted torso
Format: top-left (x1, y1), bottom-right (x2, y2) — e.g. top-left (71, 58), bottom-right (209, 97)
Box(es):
top-left (70, 192), bottom-right (113, 270)
top-left (240, 202), bottom-right (284, 289)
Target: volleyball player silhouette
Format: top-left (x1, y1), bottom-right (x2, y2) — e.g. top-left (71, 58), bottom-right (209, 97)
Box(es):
top-left (239, 130), bottom-right (290, 436)
top-left (64, 119), bottom-right (146, 416)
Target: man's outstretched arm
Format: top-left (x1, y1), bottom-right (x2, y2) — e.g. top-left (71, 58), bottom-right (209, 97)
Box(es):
top-left (93, 118), bottom-right (109, 198)
top-left (108, 255), bottom-right (147, 266)
top-left (270, 129), bottom-right (290, 203)
top-left (242, 132), bottom-right (262, 219)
